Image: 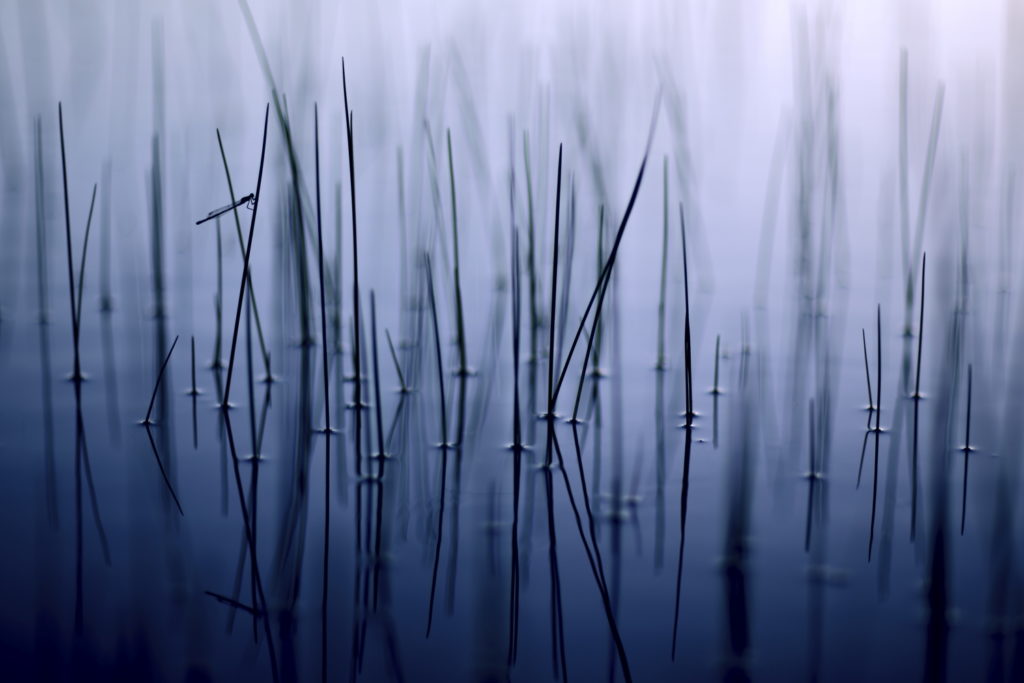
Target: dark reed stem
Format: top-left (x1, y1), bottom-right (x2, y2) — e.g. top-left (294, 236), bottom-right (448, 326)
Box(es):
top-left (913, 253), bottom-right (926, 399)
top-left (212, 218), bottom-right (224, 368)
top-left (334, 181), bottom-right (343, 354)
top-left (425, 258), bottom-right (448, 446)
top-left (370, 291), bottom-right (388, 611)
top-left (188, 336), bottom-right (198, 395)
top-left (961, 363), bottom-right (972, 535)
top-left (191, 336), bottom-right (198, 449)
top-left (507, 123), bottom-right (523, 659)
top-left (509, 221), bottom-right (523, 662)
top-left (74, 183), bottom-right (97, 326)
top-left (215, 128), bottom-right (272, 379)
top-left (711, 334), bottom-right (721, 394)
top-left (545, 144), bottom-right (563, 437)
top-left (223, 104), bottom-right (270, 408)
top-left (343, 59), bottom-right (364, 479)
top-left (143, 334), bottom-right (179, 425)
top-left (222, 411), bottom-right (279, 680)
top-left (425, 256), bottom-right (449, 636)
top-left (670, 424), bottom-right (693, 662)
top-left (862, 328), bottom-right (874, 412)
top-left (681, 203), bottom-right (694, 426)
top-left (511, 235), bottom-right (523, 450)
top-left (552, 94), bottom-right (660, 403)
top-left (875, 305), bottom-right (882, 432)
top-left (140, 335), bottom-right (184, 516)
top-left (447, 129), bottom-right (469, 375)
top-left (58, 103), bottom-right (82, 383)
top-left (555, 175), bottom-right (577, 370)
top-left (314, 103), bottom-right (332, 683)
top-left (370, 293), bottom-right (386, 467)
top-left (656, 156), bottom-right (669, 370)
top-left (385, 329), bottom-right (408, 392)
top-left (550, 432), bottom-right (633, 682)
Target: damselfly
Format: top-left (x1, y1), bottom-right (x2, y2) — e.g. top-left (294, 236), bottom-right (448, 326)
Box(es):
top-left (195, 193), bottom-right (255, 225)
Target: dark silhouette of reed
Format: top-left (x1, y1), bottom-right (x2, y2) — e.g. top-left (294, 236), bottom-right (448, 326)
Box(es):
top-left (553, 94), bottom-right (660, 405)
top-left (656, 156), bottom-right (670, 370)
top-left (57, 103), bottom-right (84, 383)
top-left (913, 254), bottom-right (926, 399)
top-left (313, 103), bottom-right (332, 683)
top-left (425, 256), bottom-right (449, 637)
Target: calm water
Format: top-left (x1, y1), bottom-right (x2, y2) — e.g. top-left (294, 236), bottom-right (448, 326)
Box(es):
top-left (1, 1), bottom-right (1022, 681)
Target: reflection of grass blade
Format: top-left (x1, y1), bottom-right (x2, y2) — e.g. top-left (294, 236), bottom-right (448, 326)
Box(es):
top-left (144, 423), bottom-right (183, 516)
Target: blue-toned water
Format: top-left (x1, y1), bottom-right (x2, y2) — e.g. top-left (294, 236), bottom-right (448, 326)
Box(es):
top-left (0, 1), bottom-right (1022, 681)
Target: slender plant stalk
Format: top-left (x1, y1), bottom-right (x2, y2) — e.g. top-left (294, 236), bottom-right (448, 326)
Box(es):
top-left (546, 145), bottom-right (563, 412)
top-left (189, 336), bottom-right (199, 396)
top-left (552, 95), bottom-right (661, 403)
top-left (656, 156), bottom-right (669, 369)
top-left (385, 329), bottom-right (408, 392)
top-left (314, 104), bottom-right (332, 683)
top-left (960, 364), bottom-right (972, 535)
top-left (143, 335), bottom-right (179, 425)
top-left (711, 334), bottom-right (721, 394)
top-left (543, 145), bottom-right (563, 467)
top-left (447, 129), bottom-right (469, 375)
top-left (212, 217), bottom-right (224, 368)
top-left (425, 256), bottom-right (449, 637)
top-left (913, 253), bottom-right (926, 398)
top-left (223, 105), bottom-right (270, 408)
top-left (216, 129), bottom-right (272, 378)
top-left (74, 183), bottom-right (98, 325)
top-left (862, 328), bottom-right (874, 412)
top-left (681, 203), bottom-right (694, 426)
top-left (58, 103), bottom-right (82, 383)
top-left (875, 305), bottom-right (882, 432)
top-left (343, 60), bottom-right (364, 479)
